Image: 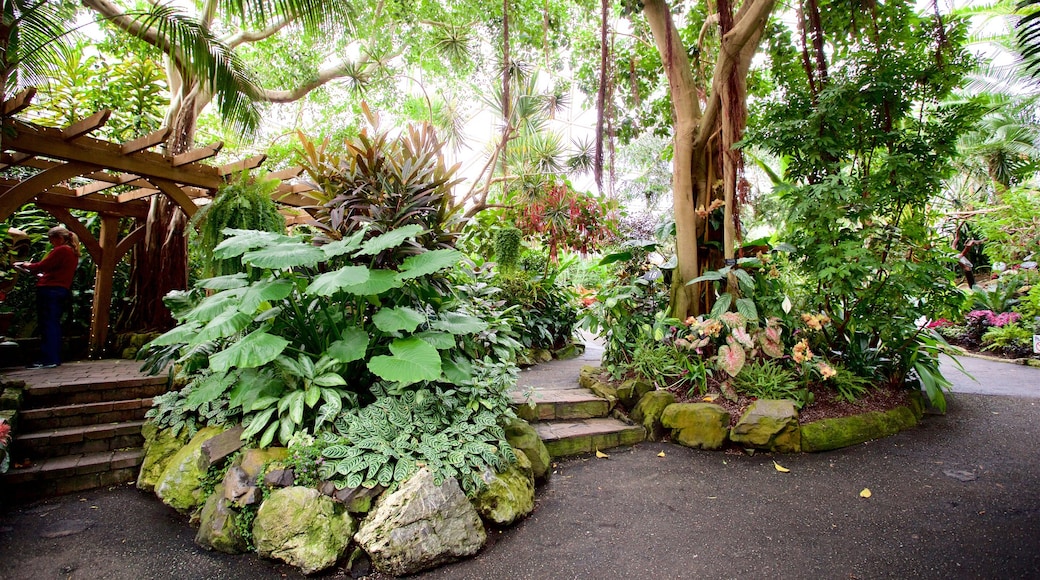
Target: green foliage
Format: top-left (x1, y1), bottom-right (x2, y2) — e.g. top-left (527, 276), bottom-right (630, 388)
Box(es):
top-left (285, 433), bottom-right (325, 488)
top-left (296, 110), bottom-right (463, 268)
top-left (494, 253), bottom-right (579, 351)
top-left (142, 226), bottom-right (489, 446)
top-left (200, 453), bottom-right (238, 497)
top-left (744, 3), bottom-right (976, 409)
top-left (493, 227), bottom-right (523, 270)
top-left (624, 336), bottom-right (706, 393)
top-left (972, 188), bottom-right (1040, 265)
top-left (191, 174), bottom-right (286, 279)
top-left (969, 276), bottom-right (1024, 312)
top-left (144, 373), bottom-right (233, 438)
top-left (981, 323), bottom-right (1033, 357)
top-left (318, 360), bottom-right (519, 495)
top-left (829, 365), bottom-right (872, 404)
top-left (731, 359), bottom-right (800, 401)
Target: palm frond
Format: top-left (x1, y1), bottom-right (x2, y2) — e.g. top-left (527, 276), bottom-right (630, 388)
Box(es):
top-left (2, 0), bottom-right (79, 92)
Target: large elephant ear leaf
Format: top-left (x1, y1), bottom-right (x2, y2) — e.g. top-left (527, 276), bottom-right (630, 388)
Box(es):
top-left (367, 337), bottom-right (441, 385)
top-left (305, 266), bottom-right (370, 297)
top-left (237, 278), bottom-right (295, 312)
top-left (321, 228), bottom-right (368, 259)
top-left (196, 273), bottom-right (248, 290)
top-left (243, 240), bottom-right (326, 269)
top-left (356, 225), bottom-right (423, 256)
top-left (372, 306), bottom-right (427, 333)
top-left (342, 270), bottom-right (403, 296)
top-left (430, 312), bottom-right (488, 335)
top-left (146, 322), bottom-right (201, 347)
top-left (192, 309), bottom-right (254, 343)
top-left (214, 229), bottom-right (288, 259)
top-left (398, 249), bottom-right (462, 280)
top-left (327, 328), bottom-right (370, 363)
top-left (210, 328), bottom-right (289, 374)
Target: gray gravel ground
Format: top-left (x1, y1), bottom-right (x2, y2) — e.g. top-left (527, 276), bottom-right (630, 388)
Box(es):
top-left (1, 357), bottom-right (1038, 580)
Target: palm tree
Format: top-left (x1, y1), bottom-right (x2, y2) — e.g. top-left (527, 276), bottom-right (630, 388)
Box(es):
top-left (1017, 0), bottom-right (1040, 77)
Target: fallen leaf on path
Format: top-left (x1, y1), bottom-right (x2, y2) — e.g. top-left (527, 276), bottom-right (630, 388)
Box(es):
top-left (595, 450), bottom-right (609, 459)
top-left (657, 451), bottom-right (666, 457)
top-left (860, 488), bottom-right (872, 498)
top-left (773, 461), bottom-right (790, 473)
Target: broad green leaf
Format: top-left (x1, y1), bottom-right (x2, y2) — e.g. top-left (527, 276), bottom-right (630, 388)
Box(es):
top-left (709, 293), bottom-right (733, 317)
top-left (186, 290), bottom-right (244, 323)
top-left (304, 384), bottom-right (321, 407)
top-left (185, 371), bottom-right (235, 410)
top-left (192, 309), bottom-right (253, 344)
top-left (242, 407), bottom-right (276, 440)
top-left (367, 337), bottom-right (441, 385)
top-left (689, 270), bottom-right (726, 284)
top-left (210, 328), bottom-right (289, 373)
top-left (398, 249), bottom-right (462, 280)
top-left (357, 225), bottom-right (423, 256)
top-left (243, 241), bottom-right (326, 270)
top-left (146, 322), bottom-right (201, 347)
top-left (598, 251), bottom-right (633, 266)
top-left (734, 269), bottom-right (756, 294)
top-left (248, 395), bottom-right (280, 412)
top-left (238, 278), bottom-right (295, 312)
top-left (229, 370), bottom-right (283, 410)
top-left (442, 358), bottom-right (473, 385)
top-left (214, 229), bottom-right (287, 259)
top-left (313, 372), bottom-right (347, 387)
top-left (735, 298), bottom-right (759, 322)
top-left (430, 312), bottom-right (488, 335)
top-left (373, 306), bottom-right (426, 333)
top-left (259, 420), bottom-right (279, 448)
top-left (327, 328), bottom-right (370, 362)
top-left (415, 331), bottom-right (456, 350)
top-left (197, 273), bottom-right (248, 290)
top-left (279, 414), bottom-right (294, 444)
top-left (288, 391), bottom-right (305, 425)
top-left (320, 228), bottom-right (368, 259)
top-left (305, 266), bottom-right (370, 296)
top-left (342, 269), bottom-right (403, 296)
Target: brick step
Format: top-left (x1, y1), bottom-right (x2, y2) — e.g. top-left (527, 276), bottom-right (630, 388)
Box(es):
top-left (12, 420), bottom-right (146, 459)
top-left (511, 388), bottom-right (610, 422)
top-left (19, 398), bottom-right (153, 430)
top-left (534, 418), bottom-right (645, 458)
top-left (1, 449), bottom-right (144, 501)
top-left (23, 376), bottom-right (168, 407)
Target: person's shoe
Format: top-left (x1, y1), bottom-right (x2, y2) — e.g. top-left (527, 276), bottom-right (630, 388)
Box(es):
top-left (40, 363), bottom-right (59, 369)
top-left (24, 362), bottom-right (43, 369)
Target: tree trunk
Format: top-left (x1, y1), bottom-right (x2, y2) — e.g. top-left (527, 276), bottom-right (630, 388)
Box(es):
top-left (121, 86), bottom-right (199, 331)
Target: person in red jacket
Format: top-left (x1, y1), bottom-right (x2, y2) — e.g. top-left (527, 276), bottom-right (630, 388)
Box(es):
top-left (15, 227), bottom-right (79, 368)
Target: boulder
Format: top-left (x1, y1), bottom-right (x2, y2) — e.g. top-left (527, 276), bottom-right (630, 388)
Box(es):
top-left (253, 487), bottom-right (356, 575)
top-left (154, 426), bottom-right (225, 512)
top-left (502, 417), bottom-right (551, 482)
top-left (801, 407), bottom-right (917, 452)
top-left (617, 379), bottom-right (653, 409)
top-left (238, 447), bottom-right (289, 481)
top-left (730, 399), bottom-right (801, 453)
top-left (552, 342), bottom-right (582, 360)
top-left (223, 466), bottom-right (260, 507)
top-left (661, 403), bottom-right (730, 450)
top-left (472, 449), bottom-right (534, 526)
top-left (136, 422), bottom-right (188, 492)
top-left (355, 468), bottom-right (486, 576)
top-left (195, 494), bottom-right (247, 554)
top-left (578, 365), bottom-right (601, 389)
top-left (318, 482), bottom-right (384, 514)
top-left (629, 390), bottom-right (676, 442)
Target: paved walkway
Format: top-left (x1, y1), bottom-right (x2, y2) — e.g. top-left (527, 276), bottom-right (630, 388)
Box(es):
top-left (0, 352), bottom-right (1037, 579)
top-left (1, 359), bottom-right (163, 389)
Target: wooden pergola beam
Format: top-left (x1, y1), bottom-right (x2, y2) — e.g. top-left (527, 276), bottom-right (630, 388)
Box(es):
top-left (219, 154), bottom-right (266, 176)
top-left (61, 110), bottom-right (112, 141)
top-left (121, 127), bottom-right (171, 154)
top-left (1, 88), bottom-right (36, 116)
top-left (173, 142), bottom-right (223, 167)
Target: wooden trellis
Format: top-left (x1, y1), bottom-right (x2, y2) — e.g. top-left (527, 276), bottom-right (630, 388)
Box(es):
top-left (0, 88), bottom-right (316, 358)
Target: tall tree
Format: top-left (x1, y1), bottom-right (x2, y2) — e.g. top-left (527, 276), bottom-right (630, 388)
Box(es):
top-left (639, 0), bottom-right (775, 318)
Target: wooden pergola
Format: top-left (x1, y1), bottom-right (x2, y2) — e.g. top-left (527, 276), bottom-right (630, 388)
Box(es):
top-left (0, 88), bottom-right (317, 358)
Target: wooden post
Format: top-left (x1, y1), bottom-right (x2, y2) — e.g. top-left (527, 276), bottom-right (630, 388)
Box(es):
top-left (89, 214), bottom-right (121, 358)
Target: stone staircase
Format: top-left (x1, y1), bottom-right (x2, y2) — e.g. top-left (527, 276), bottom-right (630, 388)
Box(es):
top-left (1, 361), bottom-right (170, 501)
top-left (511, 341), bottom-right (644, 457)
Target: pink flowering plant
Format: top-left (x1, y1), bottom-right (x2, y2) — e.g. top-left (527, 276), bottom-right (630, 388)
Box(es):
top-left (0, 417), bottom-right (11, 473)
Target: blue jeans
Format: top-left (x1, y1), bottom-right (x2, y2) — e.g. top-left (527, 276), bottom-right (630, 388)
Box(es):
top-left (37, 286), bottom-right (69, 365)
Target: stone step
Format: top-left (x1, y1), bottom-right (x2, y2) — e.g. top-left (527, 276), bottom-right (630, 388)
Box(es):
top-left (1, 448), bottom-right (144, 501)
top-left (533, 418), bottom-right (645, 458)
top-left (19, 398), bottom-right (153, 431)
top-left (22, 376), bottom-right (168, 407)
top-left (12, 420), bottom-right (146, 459)
top-left (511, 388), bottom-right (610, 422)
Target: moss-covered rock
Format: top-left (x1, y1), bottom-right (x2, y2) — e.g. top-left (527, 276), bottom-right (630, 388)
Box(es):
top-left (502, 417), bottom-right (550, 482)
top-left (629, 390), bottom-right (676, 442)
top-left (137, 423), bottom-right (190, 492)
top-left (617, 379), bottom-right (654, 409)
top-left (578, 365), bottom-right (601, 389)
top-left (661, 403), bottom-right (730, 450)
top-left (586, 381), bottom-right (618, 412)
top-left (472, 448), bottom-right (534, 526)
top-left (730, 399), bottom-right (801, 453)
top-left (801, 406), bottom-right (918, 452)
top-left (154, 425), bottom-right (225, 513)
top-left (355, 468), bottom-right (486, 576)
top-left (552, 342), bottom-right (582, 360)
top-left (238, 447), bottom-right (289, 481)
top-left (253, 486), bottom-right (356, 575)
top-left (195, 494), bottom-right (247, 554)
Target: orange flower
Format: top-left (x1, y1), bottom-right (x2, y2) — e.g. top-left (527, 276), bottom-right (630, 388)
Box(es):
top-left (818, 361), bottom-right (837, 380)
top-left (792, 339), bottom-right (813, 364)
